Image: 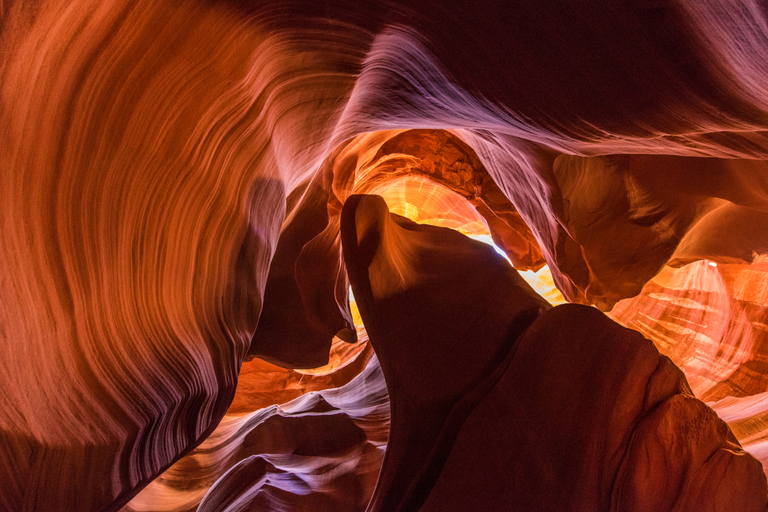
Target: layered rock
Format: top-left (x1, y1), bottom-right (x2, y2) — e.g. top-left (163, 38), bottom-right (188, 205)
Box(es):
top-left (341, 195), bottom-right (767, 511)
top-left (2, 0), bottom-right (768, 510)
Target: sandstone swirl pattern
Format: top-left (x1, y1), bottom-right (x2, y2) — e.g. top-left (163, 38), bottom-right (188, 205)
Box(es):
top-left (2, 0), bottom-right (768, 510)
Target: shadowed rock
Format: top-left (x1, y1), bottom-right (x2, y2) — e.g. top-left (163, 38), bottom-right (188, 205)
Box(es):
top-left (342, 194), bottom-right (767, 512)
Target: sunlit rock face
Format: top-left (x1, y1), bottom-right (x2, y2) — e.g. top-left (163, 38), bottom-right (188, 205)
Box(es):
top-left (2, 0), bottom-right (768, 510)
top-left (342, 195), bottom-right (766, 512)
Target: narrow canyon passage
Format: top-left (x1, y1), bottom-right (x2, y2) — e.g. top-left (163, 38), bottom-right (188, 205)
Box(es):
top-left (2, 0), bottom-right (768, 510)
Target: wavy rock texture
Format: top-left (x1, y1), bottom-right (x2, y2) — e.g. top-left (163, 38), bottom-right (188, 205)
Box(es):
top-left (553, 154), bottom-right (768, 307)
top-left (2, 0), bottom-right (768, 510)
top-left (125, 333), bottom-right (389, 512)
top-left (610, 256), bottom-right (768, 474)
top-left (342, 196), bottom-right (766, 511)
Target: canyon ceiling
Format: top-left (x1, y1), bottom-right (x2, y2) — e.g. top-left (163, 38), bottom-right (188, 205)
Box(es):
top-left (2, 0), bottom-right (768, 510)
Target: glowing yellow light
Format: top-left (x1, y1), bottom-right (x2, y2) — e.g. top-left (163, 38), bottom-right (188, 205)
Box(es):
top-left (403, 202), bottom-right (419, 221)
top-left (350, 297), bottom-right (363, 327)
top-left (517, 266), bottom-right (567, 306)
top-left (468, 234), bottom-right (565, 305)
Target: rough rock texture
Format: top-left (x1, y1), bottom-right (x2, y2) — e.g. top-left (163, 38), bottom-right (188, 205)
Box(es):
top-left (2, 0), bottom-right (768, 510)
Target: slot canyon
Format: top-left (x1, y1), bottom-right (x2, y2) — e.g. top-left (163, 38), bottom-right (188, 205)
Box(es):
top-left (4, 0), bottom-right (768, 510)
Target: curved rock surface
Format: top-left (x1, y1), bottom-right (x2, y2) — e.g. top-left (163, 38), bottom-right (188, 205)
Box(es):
top-left (340, 194), bottom-right (549, 511)
top-left (2, 0), bottom-right (768, 510)
top-left (342, 194), bottom-right (767, 512)
top-left (420, 304), bottom-right (767, 512)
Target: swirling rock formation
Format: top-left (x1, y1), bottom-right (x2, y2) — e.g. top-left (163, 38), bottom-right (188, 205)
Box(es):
top-left (342, 194), bottom-right (767, 512)
top-left (2, 0), bottom-right (768, 510)
top-left (340, 194), bottom-right (550, 511)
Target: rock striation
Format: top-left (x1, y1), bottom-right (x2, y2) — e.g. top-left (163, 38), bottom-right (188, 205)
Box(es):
top-left (2, 0), bottom-right (768, 510)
